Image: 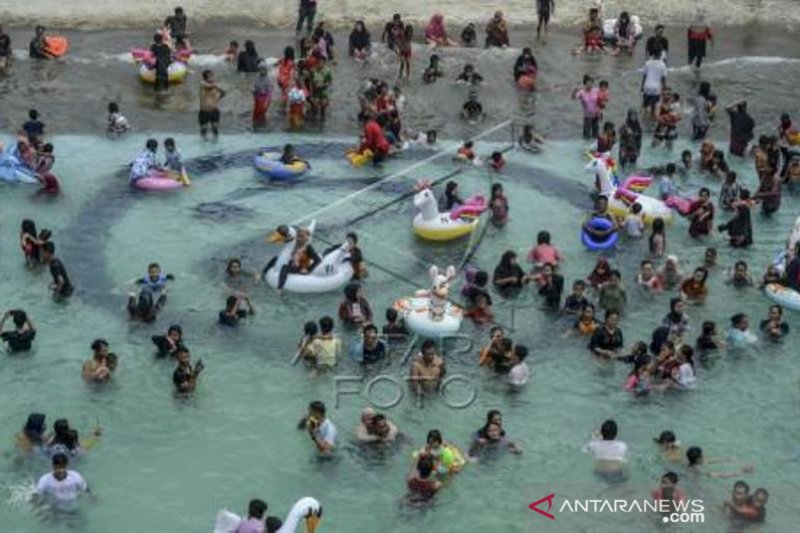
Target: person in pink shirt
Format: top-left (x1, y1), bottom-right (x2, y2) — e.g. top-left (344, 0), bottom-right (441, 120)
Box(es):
top-left (572, 74), bottom-right (600, 139)
top-left (425, 14), bottom-right (456, 47)
top-left (527, 231), bottom-right (563, 269)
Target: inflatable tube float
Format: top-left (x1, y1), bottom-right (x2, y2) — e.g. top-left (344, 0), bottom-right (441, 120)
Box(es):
top-left (602, 16), bottom-right (643, 42)
top-left (765, 283), bottom-right (800, 312)
top-left (43, 36), bottom-right (68, 58)
top-left (254, 152), bottom-right (309, 181)
top-left (214, 510), bottom-right (242, 533)
top-left (412, 443), bottom-right (467, 474)
top-left (264, 222), bottom-right (354, 294)
top-left (138, 62), bottom-right (188, 84)
top-left (587, 155), bottom-right (673, 225)
top-left (132, 171), bottom-right (184, 191)
top-left (581, 217), bottom-right (619, 251)
top-left (412, 184), bottom-right (486, 241)
top-left (449, 195), bottom-right (487, 220)
top-left (394, 296), bottom-right (462, 338)
top-left (347, 149), bottom-right (373, 167)
top-left (0, 151), bottom-right (39, 184)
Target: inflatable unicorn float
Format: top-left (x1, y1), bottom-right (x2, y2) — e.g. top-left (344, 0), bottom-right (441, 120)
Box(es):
top-left (586, 154), bottom-right (674, 225)
top-left (263, 220), bottom-right (354, 293)
top-left (411, 179), bottom-right (487, 241)
top-left (394, 264), bottom-right (463, 338)
top-left (215, 497), bottom-right (322, 533)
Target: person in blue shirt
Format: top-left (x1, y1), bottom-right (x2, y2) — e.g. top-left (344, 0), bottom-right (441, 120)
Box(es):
top-left (22, 109), bottom-right (45, 145)
top-left (127, 263), bottom-right (173, 321)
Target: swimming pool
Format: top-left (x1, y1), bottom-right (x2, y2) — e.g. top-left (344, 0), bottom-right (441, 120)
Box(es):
top-left (1, 132), bottom-right (798, 533)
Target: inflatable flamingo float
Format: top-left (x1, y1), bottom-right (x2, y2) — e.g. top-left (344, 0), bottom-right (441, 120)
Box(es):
top-left (586, 155), bottom-right (673, 225)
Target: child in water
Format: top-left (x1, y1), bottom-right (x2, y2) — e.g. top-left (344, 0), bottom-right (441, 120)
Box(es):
top-left (107, 102), bottom-right (130, 138)
top-left (422, 54), bottom-right (443, 84)
top-left (224, 40), bottom-right (238, 63)
top-left (488, 151), bottom-right (506, 171)
top-left (163, 138), bottom-right (190, 186)
top-left (455, 140), bottom-right (476, 162)
top-left (288, 79), bottom-right (308, 129)
top-left (461, 92), bottom-right (484, 123)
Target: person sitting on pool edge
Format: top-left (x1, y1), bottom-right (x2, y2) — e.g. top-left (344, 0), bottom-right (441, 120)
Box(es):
top-left (0, 309), bottom-right (37, 353)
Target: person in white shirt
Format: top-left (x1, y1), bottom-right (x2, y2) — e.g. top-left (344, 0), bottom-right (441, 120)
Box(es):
top-left (582, 419), bottom-right (628, 480)
top-left (34, 453), bottom-right (89, 507)
top-left (508, 344), bottom-right (530, 386)
top-left (641, 49), bottom-right (667, 117)
top-left (301, 400), bottom-right (337, 454)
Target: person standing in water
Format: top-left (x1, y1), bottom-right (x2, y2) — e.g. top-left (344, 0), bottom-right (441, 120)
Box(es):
top-left (295, 0), bottom-right (317, 36)
top-left (726, 101), bottom-right (755, 157)
top-left (536, 0), bottom-right (555, 42)
top-left (687, 15), bottom-right (713, 70)
top-left (164, 7), bottom-right (188, 41)
top-left (34, 453), bottom-right (90, 509)
top-left (150, 33), bottom-right (172, 94)
top-left (199, 70), bottom-right (226, 141)
top-left (0, 25), bottom-right (11, 73)
top-left (41, 242), bottom-right (73, 300)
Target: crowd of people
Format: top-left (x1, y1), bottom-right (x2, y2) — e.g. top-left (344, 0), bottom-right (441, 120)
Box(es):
top-left (3, 3), bottom-right (799, 531)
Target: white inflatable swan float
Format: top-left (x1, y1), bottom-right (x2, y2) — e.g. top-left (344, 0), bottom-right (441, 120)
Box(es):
top-left (264, 220), bottom-right (354, 294)
top-left (214, 497), bottom-right (322, 533)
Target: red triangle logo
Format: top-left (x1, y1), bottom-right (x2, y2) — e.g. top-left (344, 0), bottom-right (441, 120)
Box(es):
top-left (528, 493), bottom-right (556, 520)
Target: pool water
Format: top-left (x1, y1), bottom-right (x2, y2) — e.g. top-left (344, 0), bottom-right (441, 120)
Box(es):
top-left (1, 132), bottom-right (799, 533)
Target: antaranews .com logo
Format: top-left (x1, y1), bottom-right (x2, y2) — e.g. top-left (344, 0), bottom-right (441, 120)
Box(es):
top-left (530, 494), bottom-right (705, 524)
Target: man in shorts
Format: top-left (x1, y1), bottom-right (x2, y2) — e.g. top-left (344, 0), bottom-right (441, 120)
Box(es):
top-left (641, 47), bottom-right (666, 117)
top-left (199, 70), bottom-right (226, 141)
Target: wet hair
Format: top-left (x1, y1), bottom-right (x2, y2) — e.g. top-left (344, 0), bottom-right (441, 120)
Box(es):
top-left (730, 313), bottom-right (747, 328)
top-left (417, 454), bottom-right (435, 478)
top-left (491, 183), bottom-right (503, 198)
top-left (600, 419), bottom-right (618, 440)
top-left (474, 270), bottom-right (488, 287)
top-left (498, 250), bottom-right (517, 269)
top-left (421, 339), bottom-right (437, 353)
top-left (225, 295), bottom-right (238, 311)
top-left (148, 262), bottom-right (160, 271)
top-left (640, 259), bottom-right (653, 269)
top-left (769, 304), bottom-right (783, 317)
top-left (91, 339), bottom-right (109, 352)
top-left (685, 446), bottom-right (702, 465)
top-left (426, 429), bottom-right (443, 445)
top-left (363, 324), bottom-right (378, 335)
top-left (573, 279), bottom-right (586, 290)
top-left (583, 74), bottom-right (593, 85)
top-left (42, 241), bottom-right (55, 255)
top-left (445, 180), bottom-right (458, 195)
top-left (146, 138), bottom-right (158, 151)
top-left (631, 203), bottom-right (642, 214)
top-left (202, 70), bottom-right (213, 81)
top-left (344, 283), bottom-right (361, 303)
top-left (654, 430), bottom-right (676, 445)
top-left (319, 316), bottom-right (334, 334)
top-left (604, 310), bottom-right (620, 322)
top-left (225, 258), bottom-right (241, 275)
top-left (107, 102), bottom-right (120, 114)
top-left (164, 138), bottom-right (175, 149)
top-left (309, 400), bottom-right (326, 416)
top-left (385, 308), bottom-right (398, 322)
top-left (154, 33), bottom-right (163, 43)
top-left (489, 326), bottom-right (503, 337)
top-left (733, 480), bottom-right (750, 492)
top-left (662, 471), bottom-right (679, 484)
top-left (283, 46), bottom-right (295, 61)
top-left (248, 499), bottom-right (267, 519)
top-left (537, 231), bottom-right (551, 245)
top-left (245, 40), bottom-right (256, 54)
top-left (303, 321), bottom-right (318, 337)
top-left (167, 324), bottom-right (182, 337)
top-left (346, 232), bottom-right (358, 245)
top-left (665, 163), bottom-right (677, 174)
top-left (52, 452), bottom-right (69, 468)
top-left (23, 413), bottom-right (46, 443)
top-left (21, 219), bottom-right (37, 237)
top-left (514, 344), bottom-right (529, 361)
top-left (692, 267), bottom-right (709, 284)
top-left (734, 260), bottom-right (747, 270)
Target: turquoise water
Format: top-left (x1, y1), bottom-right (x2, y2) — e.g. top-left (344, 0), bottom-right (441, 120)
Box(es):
top-left (1, 133), bottom-right (798, 532)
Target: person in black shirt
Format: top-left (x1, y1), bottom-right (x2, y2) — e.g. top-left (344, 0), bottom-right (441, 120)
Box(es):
top-left (462, 92), bottom-right (484, 122)
top-left (589, 311), bottom-right (624, 357)
top-left (493, 250), bottom-right (529, 295)
top-left (381, 14), bottom-right (404, 51)
top-left (165, 7), bottom-right (188, 40)
top-left (22, 109), bottom-right (45, 146)
top-left (455, 64), bottom-right (483, 85)
top-left (29, 26), bottom-right (47, 59)
top-left (726, 100), bottom-right (755, 157)
top-left (237, 40), bottom-right (260, 73)
top-left (151, 324), bottom-right (184, 357)
top-left (537, 263), bottom-right (564, 310)
top-left (150, 33), bottom-right (172, 93)
top-left (173, 347), bottom-right (203, 393)
top-left (0, 310), bottom-right (37, 353)
top-left (357, 324), bottom-right (387, 365)
top-left (219, 295), bottom-right (254, 327)
top-left (382, 308), bottom-right (408, 342)
top-left (645, 25), bottom-right (669, 61)
top-left (40, 242), bottom-right (73, 299)
top-left (563, 280), bottom-right (589, 315)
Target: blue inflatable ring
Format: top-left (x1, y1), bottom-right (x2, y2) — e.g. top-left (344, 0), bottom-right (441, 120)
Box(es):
top-left (581, 217), bottom-right (619, 251)
top-left (253, 153), bottom-right (309, 181)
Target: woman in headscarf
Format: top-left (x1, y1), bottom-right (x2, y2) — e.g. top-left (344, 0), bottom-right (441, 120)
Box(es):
top-left (425, 14), bottom-right (455, 47)
top-left (252, 62), bottom-right (272, 125)
top-left (349, 20), bottom-right (371, 65)
top-left (513, 47), bottom-right (538, 91)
